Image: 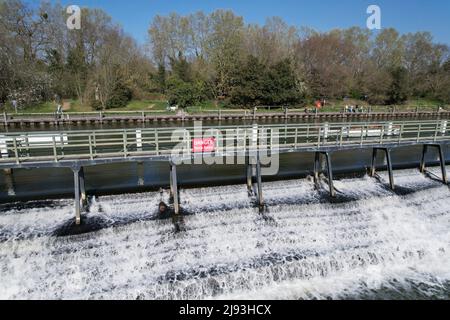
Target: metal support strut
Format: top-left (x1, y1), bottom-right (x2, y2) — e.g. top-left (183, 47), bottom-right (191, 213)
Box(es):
top-left (170, 162), bottom-right (180, 215)
top-left (246, 154), bottom-right (264, 206)
top-left (313, 152), bottom-right (320, 190)
top-left (73, 166), bottom-right (87, 225)
top-left (79, 166), bottom-right (87, 207)
top-left (73, 168), bottom-right (80, 225)
top-left (313, 152), bottom-right (336, 197)
top-left (370, 148), bottom-right (395, 190)
top-left (256, 155), bottom-right (264, 207)
top-left (246, 155), bottom-right (253, 195)
top-left (420, 144), bottom-right (447, 184)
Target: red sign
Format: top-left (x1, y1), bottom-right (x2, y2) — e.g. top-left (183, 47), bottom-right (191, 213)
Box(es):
top-left (315, 100), bottom-right (322, 109)
top-left (192, 137), bottom-right (216, 153)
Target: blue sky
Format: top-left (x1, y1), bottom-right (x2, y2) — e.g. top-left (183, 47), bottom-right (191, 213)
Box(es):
top-left (52, 0), bottom-right (450, 44)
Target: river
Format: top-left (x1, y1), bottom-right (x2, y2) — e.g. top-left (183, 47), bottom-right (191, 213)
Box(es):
top-left (0, 118), bottom-right (449, 300)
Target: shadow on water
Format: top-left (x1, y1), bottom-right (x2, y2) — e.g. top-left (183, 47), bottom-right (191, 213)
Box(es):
top-left (0, 200), bottom-right (65, 212)
top-left (52, 202), bottom-right (193, 237)
top-left (48, 174), bottom-right (447, 238)
top-left (423, 170), bottom-right (449, 185)
top-left (328, 192), bottom-right (360, 204)
top-left (2, 166), bottom-right (446, 240)
top-left (340, 279), bottom-right (450, 300)
top-left (52, 215), bottom-right (113, 237)
top-left (371, 173), bottom-right (428, 196)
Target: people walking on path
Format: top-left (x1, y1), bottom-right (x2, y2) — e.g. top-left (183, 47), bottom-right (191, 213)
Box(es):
top-left (55, 103), bottom-right (63, 120)
top-left (12, 99), bottom-right (18, 113)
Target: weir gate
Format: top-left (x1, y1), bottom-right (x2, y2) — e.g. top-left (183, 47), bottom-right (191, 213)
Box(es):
top-left (0, 119), bottom-right (449, 225)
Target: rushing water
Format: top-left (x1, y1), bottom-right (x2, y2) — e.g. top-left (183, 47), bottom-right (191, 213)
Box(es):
top-left (0, 166), bottom-right (449, 300)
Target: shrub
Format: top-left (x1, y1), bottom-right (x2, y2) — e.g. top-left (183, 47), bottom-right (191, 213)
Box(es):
top-left (166, 78), bottom-right (202, 108)
top-left (105, 82), bottom-right (133, 109)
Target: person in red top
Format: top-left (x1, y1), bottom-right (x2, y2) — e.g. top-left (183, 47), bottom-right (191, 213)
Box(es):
top-left (315, 100), bottom-right (321, 109)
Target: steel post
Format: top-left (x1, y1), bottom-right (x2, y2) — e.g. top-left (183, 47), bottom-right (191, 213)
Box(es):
top-left (324, 152), bottom-right (336, 197)
top-left (438, 144), bottom-right (448, 184)
top-left (420, 145), bottom-right (428, 173)
top-left (371, 148), bottom-right (378, 177)
top-left (313, 152), bottom-right (320, 189)
top-left (79, 166), bottom-right (87, 207)
top-left (246, 155), bottom-right (253, 195)
top-left (170, 163), bottom-right (180, 215)
top-left (385, 148), bottom-right (395, 190)
top-left (371, 148), bottom-right (395, 190)
top-left (256, 157), bottom-right (263, 206)
top-left (73, 168), bottom-right (81, 225)
top-left (420, 144), bottom-right (447, 184)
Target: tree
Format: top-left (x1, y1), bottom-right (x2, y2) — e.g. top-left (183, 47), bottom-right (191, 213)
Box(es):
top-left (372, 28), bottom-right (404, 69)
top-left (3, 2), bottom-right (450, 110)
top-left (433, 58), bottom-right (450, 103)
top-left (66, 36), bottom-right (87, 103)
top-left (166, 78), bottom-right (198, 108)
top-left (170, 51), bottom-right (192, 82)
top-left (230, 55), bottom-right (267, 107)
top-left (164, 50), bottom-right (210, 108)
top-left (388, 67), bottom-right (409, 104)
top-left (297, 32), bottom-right (352, 99)
top-left (104, 78), bottom-right (132, 109)
top-left (244, 17), bottom-right (298, 66)
top-left (153, 63), bottom-right (167, 93)
top-left (208, 10), bottom-right (244, 99)
top-left (266, 59), bottom-right (303, 106)
top-left (230, 56), bottom-right (303, 107)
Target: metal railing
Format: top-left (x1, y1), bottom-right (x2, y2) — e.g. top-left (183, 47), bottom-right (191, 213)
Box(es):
top-left (2, 105), bottom-right (449, 123)
top-left (0, 120), bottom-right (449, 165)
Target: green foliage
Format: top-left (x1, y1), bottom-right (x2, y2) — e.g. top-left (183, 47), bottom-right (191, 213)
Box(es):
top-left (164, 52), bottom-right (212, 108)
top-left (166, 78), bottom-right (199, 108)
top-left (105, 81), bottom-right (133, 109)
top-left (388, 67), bottom-right (410, 104)
top-left (170, 52), bottom-right (192, 82)
top-left (90, 99), bottom-right (103, 111)
top-left (2, 0), bottom-right (450, 111)
top-left (89, 79), bottom-right (133, 110)
top-left (266, 59), bottom-right (303, 106)
top-left (230, 56), bottom-right (302, 107)
top-left (153, 63), bottom-right (167, 93)
top-left (230, 56), bottom-right (267, 107)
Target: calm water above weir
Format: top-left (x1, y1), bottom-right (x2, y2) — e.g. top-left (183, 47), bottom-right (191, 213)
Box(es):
top-left (1, 114), bottom-right (444, 133)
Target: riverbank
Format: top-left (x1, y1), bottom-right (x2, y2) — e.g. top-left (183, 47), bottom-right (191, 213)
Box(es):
top-left (2, 108), bottom-right (449, 130)
top-left (2, 98), bottom-right (449, 116)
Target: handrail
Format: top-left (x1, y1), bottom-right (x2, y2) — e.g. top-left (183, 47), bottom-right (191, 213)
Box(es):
top-left (0, 120), bottom-right (448, 165)
top-left (0, 119), bottom-right (446, 136)
top-left (2, 106), bottom-right (448, 119)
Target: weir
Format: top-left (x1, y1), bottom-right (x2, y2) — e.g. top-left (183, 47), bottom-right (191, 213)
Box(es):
top-left (370, 148), bottom-right (395, 190)
top-left (0, 119), bottom-right (449, 225)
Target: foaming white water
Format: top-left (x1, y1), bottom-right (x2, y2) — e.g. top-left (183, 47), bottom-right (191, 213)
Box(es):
top-left (0, 167), bottom-right (449, 300)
